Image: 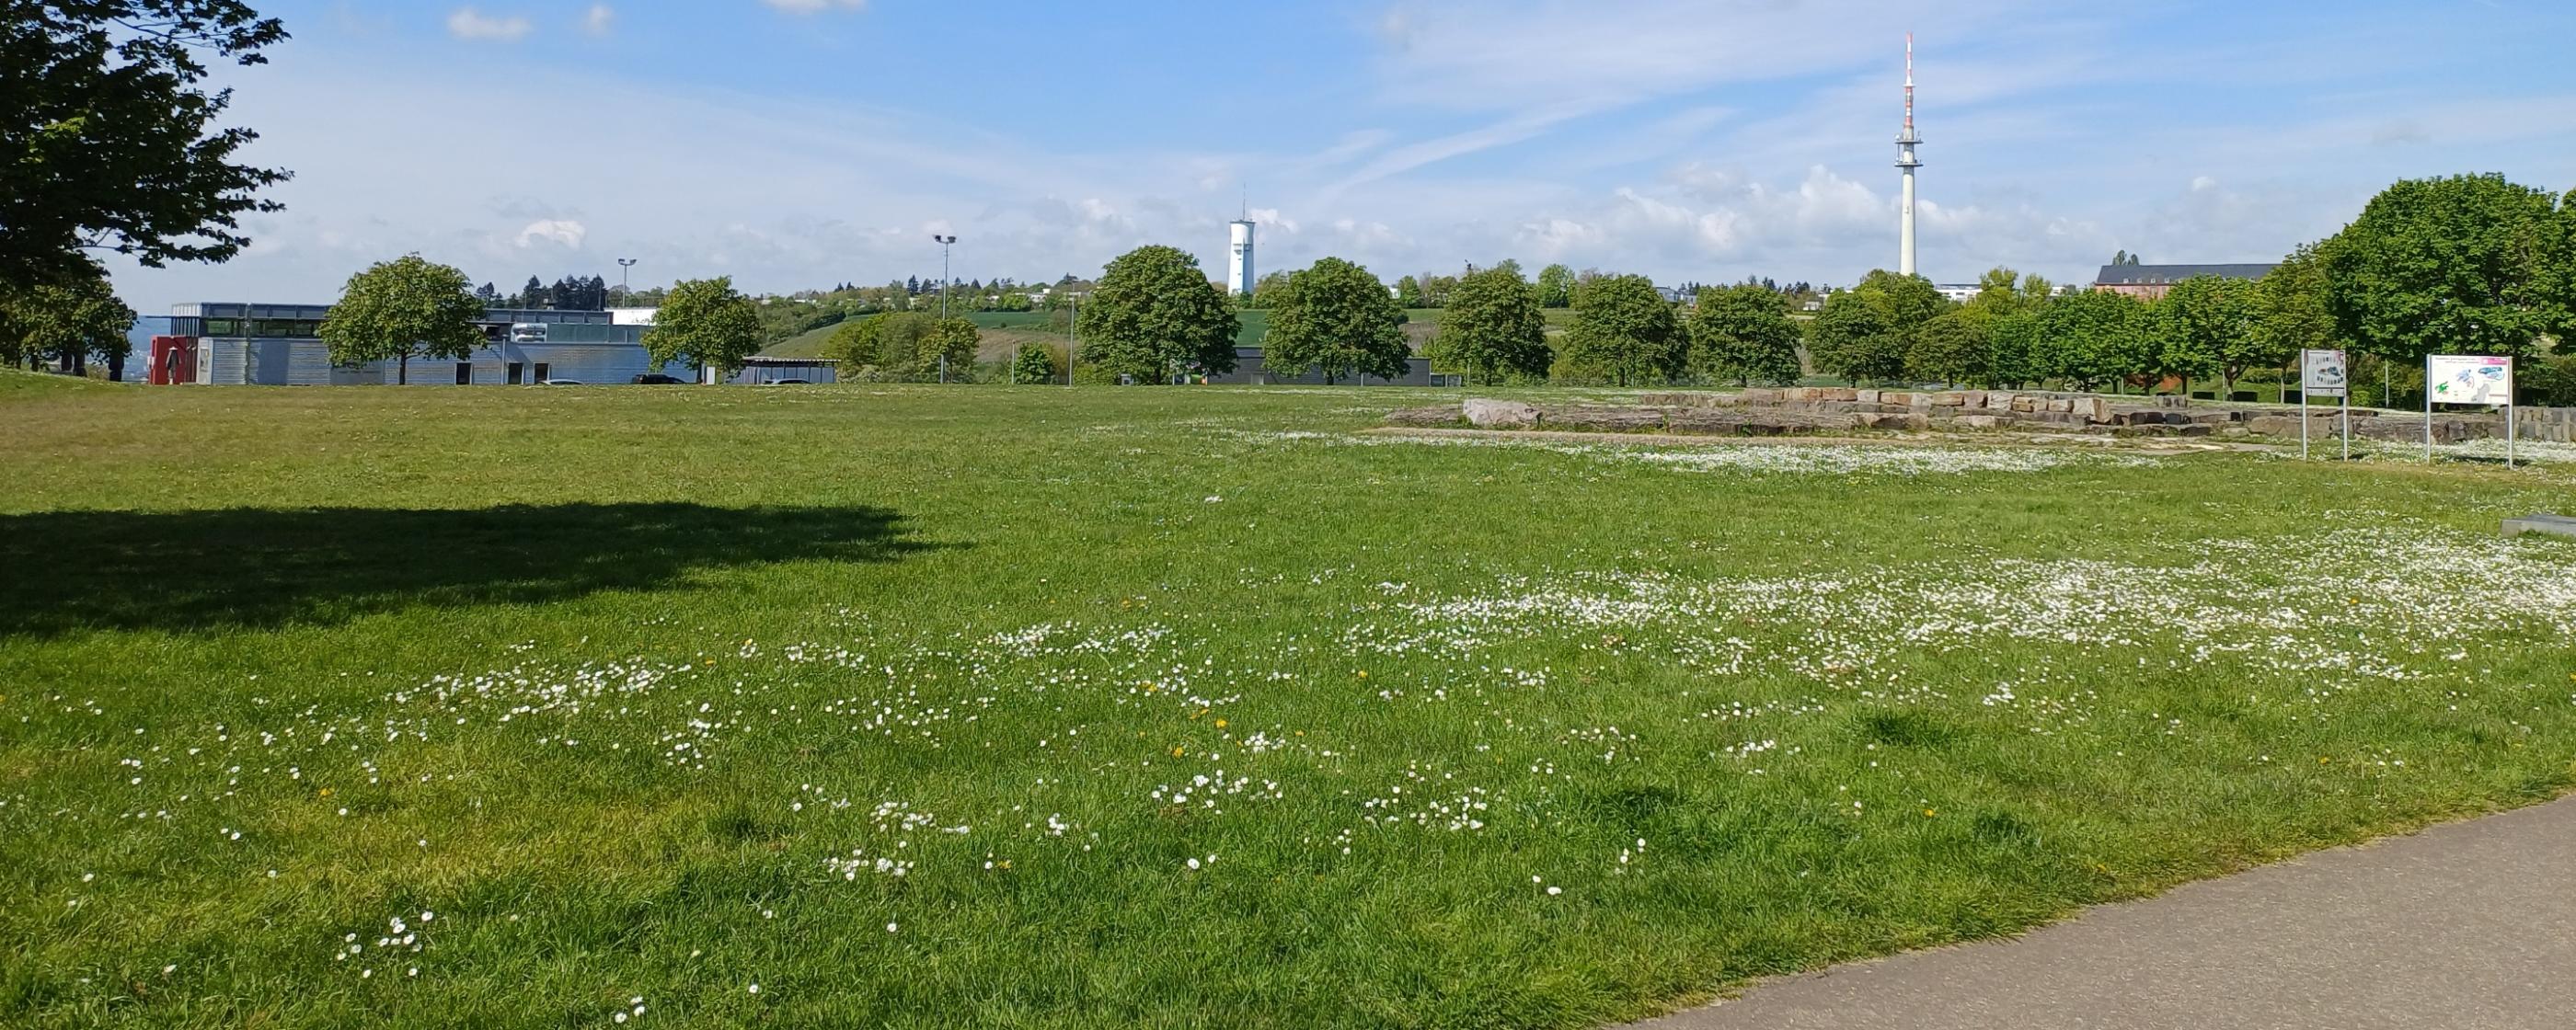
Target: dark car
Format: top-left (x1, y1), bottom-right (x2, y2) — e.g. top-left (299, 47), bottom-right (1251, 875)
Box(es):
top-left (764, 379), bottom-right (811, 386)
top-left (631, 373), bottom-right (688, 384)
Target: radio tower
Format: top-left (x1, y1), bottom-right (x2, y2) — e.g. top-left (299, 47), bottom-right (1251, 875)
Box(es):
top-left (1895, 33), bottom-right (1922, 277)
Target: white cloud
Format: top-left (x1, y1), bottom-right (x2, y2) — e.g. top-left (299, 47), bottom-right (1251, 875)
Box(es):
top-left (446, 7), bottom-right (532, 42)
top-left (514, 220), bottom-right (588, 249)
top-left (763, 0), bottom-right (866, 13)
top-left (582, 4), bottom-right (614, 36)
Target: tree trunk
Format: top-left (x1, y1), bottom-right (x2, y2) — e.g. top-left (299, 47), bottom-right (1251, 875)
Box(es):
top-left (397, 354), bottom-right (409, 385)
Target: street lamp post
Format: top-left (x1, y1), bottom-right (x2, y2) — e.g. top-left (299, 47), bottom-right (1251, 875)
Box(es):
top-left (931, 235), bottom-right (957, 321)
top-left (616, 258), bottom-right (638, 300)
top-left (931, 235), bottom-right (958, 384)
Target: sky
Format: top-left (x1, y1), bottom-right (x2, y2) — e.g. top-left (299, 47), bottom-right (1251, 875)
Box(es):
top-left (104, 0), bottom-right (2576, 312)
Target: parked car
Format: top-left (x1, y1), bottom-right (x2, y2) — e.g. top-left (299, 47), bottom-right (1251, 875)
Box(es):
top-left (764, 379), bottom-right (811, 385)
top-left (631, 373), bottom-right (687, 384)
top-left (539, 379), bottom-right (582, 386)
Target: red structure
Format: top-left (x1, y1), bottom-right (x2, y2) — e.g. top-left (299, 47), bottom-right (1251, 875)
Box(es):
top-left (146, 336), bottom-right (196, 384)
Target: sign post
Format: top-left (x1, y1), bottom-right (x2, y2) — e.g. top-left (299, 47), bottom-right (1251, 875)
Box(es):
top-left (2300, 349), bottom-right (2348, 460)
top-left (2424, 355), bottom-right (2516, 468)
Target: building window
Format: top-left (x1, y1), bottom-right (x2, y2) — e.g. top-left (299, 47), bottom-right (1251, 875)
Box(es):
top-left (534, 362), bottom-right (550, 383)
top-left (454, 362), bottom-right (473, 385)
top-left (204, 318), bottom-right (241, 337)
top-left (506, 361), bottom-right (523, 384)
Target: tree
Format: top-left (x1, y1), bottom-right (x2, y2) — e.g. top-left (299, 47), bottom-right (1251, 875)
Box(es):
top-left (2152, 274), bottom-right (2261, 395)
top-left (1851, 269), bottom-right (1951, 342)
top-left (822, 314), bottom-right (884, 369)
top-left (1808, 292), bottom-right (1903, 385)
top-left (1686, 283), bottom-right (1802, 386)
top-left (1907, 310), bottom-right (1987, 386)
top-left (1013, 341), bottom-right (1059, 384)
top-left (518, 275), bottom-right (545, 308)
top-left (1244, 270), bottom-right (1292, 311)
top-left (5, 274), bottom-right (135, 378)
top-left (2032, 289), bottom-right (2148, 391)
top-left (1984, 309), bottom-right (2044, 388)
top-left (3, 1), bottom-right (291, 292)
top-left (317, 255), bottom-right (482, 385)
top-left (1558, 275), bottom-right (1685, 386)
top-left (1535, 264), bottom-right (1575, 308)
top-left (1075, 245), bottom-right (1239, 383)
top-left (930, 317), bottom-right (980, 381)
top-left (1395, 275), bottom-right (1424, 308)
top-left (2320, 173), bottom-right (2573, 365)
top-left (2248, 243), bottom-right (2338, 390)
top-left (1261, 257), bottom-right (1409, 384)
top-left (644, 277), bottom-right (762, 380)
top-left (1434, 263), bottom-right (1551, 385)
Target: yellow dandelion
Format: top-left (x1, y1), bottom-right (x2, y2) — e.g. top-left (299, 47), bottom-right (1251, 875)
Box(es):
top-left (1213, 719), bottom-right (1227, 729)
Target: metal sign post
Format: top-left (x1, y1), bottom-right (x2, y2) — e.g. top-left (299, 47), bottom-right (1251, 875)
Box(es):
top-left (2299, 349), bottom-right (2347, 461)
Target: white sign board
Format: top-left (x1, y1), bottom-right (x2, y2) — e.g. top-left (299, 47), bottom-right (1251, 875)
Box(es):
top-left (2427, 355), bottom-right (2513, 406)
top-left (2300, 349), bottom-right (2348, 398)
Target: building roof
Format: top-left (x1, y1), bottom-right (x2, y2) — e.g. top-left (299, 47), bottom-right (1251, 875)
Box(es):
top-left (2093, 263), bottom-right (2278, 286)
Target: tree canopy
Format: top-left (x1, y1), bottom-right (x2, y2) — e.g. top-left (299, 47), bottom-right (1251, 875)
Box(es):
top-left (1808, 292), bottom-right (1903, 385)
top-left (1534, 264), bottom-right (1574, 308)
top-left (644, 277), bottom-right (762, 377)
top-left (2248, 243), bottom-right (2339, 379)
top-left (1261, 257), bottom-right (1409, 383)
top-left (1686, 283), bottom-right (1803, 386)
top-left (2319, 173), bottom-right (2573, 363)
top-left (2032, 289), bottom-right (2147, 391)
top-left (3, 273), bottom-right (135, 377)
top-left (4, 1), bottom-right (292, 291)
top-left (1435, 263), bottom-right (1552, 385)
top-left (317, 255), bottom-right (483, 384)
top-left (2152, 274), bottom-right (2261, 393)
top-left (1558, 275), bottom-right (1685, 386)
top-left (1076, 246), bottom-right (1239, 383)
top-left (1906, 310), bottom-right (1987, 386)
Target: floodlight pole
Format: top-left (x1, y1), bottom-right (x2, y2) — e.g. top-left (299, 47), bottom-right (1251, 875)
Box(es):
top-left (616, 258), bottom-right (638, 297)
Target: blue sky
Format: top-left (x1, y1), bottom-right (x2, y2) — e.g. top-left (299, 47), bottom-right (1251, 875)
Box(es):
top-left (107, 0), bottom-right (2576, 311)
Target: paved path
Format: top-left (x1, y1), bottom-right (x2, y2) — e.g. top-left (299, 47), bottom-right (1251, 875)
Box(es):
top-left (1630, 795), bottom-right (2576, 1030)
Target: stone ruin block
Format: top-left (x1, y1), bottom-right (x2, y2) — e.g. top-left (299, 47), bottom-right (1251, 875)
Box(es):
top-left (1464, 398), bottom-right (1539, 429)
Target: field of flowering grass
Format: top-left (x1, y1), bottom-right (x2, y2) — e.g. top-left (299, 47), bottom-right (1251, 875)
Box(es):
top-left (4, 376), bottom-right (2574, 1029)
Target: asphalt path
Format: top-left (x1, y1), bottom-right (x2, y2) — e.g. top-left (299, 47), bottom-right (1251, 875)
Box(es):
top-left (1629, 795), bottom-right (2576, 1030)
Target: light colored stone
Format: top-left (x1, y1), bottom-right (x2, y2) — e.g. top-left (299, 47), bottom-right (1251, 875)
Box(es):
top-left (1956, 415), bottom-right (2001, 430)
top-left (1463, 398), bottom-right (1537, 429)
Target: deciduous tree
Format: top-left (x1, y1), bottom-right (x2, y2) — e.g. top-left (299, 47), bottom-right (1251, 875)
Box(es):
top-left (2320, 173), bottom-right (2574, 364)
top-left (3, 1), bottom-right (291, 291)
top-left (2032, 289), bottom-right (2147, 392)
top-left (1808, 292), bottom-right (1903, 385)
top-left (1907, 310), bottom-right (1987, 386)
top-left (4, 274), bottom-right (135, 378)
top-left (1558, 275), bottom-right (1685, 386)
top-left (317, 255), bottom-right (482, 385)
top-left (1686, 283), bottom-right (1802, 386)
top-left (1435, 263), bottom-right (1551, 385)
top-left (1075, 246), bottom-right (1239, 383)
top-left (2152, 274), bottom-right (2260, 395)
top-left (644, 277), bottom-right (762, 380)
top-left (1535, 264), bottom-right (1574, 308)
top-left (1262, 257), bottom-right (1409, 384)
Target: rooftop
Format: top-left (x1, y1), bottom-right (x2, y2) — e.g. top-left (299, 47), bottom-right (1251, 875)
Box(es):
top-left (2093, 263), bottom-right (2279, 286)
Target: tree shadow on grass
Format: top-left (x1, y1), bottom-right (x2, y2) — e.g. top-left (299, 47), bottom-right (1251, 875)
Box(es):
top-left (0, 502), bottom-right (946, 636)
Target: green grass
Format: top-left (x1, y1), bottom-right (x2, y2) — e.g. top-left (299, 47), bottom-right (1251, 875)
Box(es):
top-left (4, 383), bottom-right (2574, 1028)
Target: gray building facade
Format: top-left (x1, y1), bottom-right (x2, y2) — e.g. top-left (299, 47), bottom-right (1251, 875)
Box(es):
top-left (168, 303), bottom-right (696, 385)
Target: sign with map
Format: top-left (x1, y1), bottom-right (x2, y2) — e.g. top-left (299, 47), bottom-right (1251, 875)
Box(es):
top-left (2300, 349), bottom-right (2347, 398)
top-left (2426, 355), bottom-right (2513, 406)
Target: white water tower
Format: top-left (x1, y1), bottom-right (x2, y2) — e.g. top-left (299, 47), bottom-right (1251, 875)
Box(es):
top-left (1228, 217), bottom-right (1256, 298)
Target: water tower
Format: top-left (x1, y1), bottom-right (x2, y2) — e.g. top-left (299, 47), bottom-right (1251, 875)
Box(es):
top-left (1227, 213), bottom-right (1256, 298)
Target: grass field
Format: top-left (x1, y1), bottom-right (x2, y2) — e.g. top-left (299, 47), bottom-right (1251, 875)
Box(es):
top-left (5, 373), bottom-right (2574, 1028)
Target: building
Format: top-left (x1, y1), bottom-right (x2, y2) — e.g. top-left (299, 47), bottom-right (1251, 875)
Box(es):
top-left (2090, 263), bottom-right (2278, 302)
top-left (1202, 347), bottom-right (1440, 386)
top-left (729, 357), bottom-right (840, 385)
top-left (1227, 218), bottom-right (1256, 298)
top-left (164, 303), bottom-right (696, 385)
top-left (1934, 283), bottom-right (1981, 304)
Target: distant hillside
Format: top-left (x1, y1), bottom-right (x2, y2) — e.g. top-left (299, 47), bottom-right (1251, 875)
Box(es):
top-left (762, 307), bottom-right (1570, 359)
